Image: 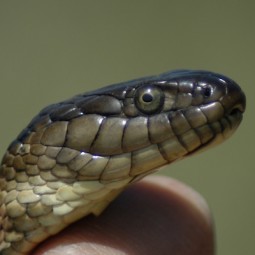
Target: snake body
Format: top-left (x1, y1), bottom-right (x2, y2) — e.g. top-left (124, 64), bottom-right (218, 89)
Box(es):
top-left (0, 70), bottom-right (246, 254)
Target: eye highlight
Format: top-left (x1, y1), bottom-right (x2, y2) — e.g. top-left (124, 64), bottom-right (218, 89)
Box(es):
top-left (134, 85), bottom-right (164, 114)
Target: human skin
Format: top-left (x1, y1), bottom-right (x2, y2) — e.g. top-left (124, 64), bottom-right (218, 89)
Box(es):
top-left (33, 176), bottom-right (215, 255)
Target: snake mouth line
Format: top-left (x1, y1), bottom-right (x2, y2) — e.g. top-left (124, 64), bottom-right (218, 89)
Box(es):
top-left (188, 110), bottom-right (243, 157)
top-left (163, 102), bottom-right (244, 161)
top-left (229, 104), bottom-right (245, 116)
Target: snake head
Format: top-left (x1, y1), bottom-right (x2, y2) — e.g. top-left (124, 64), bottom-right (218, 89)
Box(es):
top-left (140, 70), bottom-right (246, 154)
top-left (68, 70), bottom-right (246, 158)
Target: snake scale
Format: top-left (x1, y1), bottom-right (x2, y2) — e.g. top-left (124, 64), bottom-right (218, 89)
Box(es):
top-left (0, 70), bottom-right (246, 254)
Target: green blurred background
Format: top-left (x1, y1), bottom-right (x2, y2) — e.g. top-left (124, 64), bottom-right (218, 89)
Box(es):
top-left (0, 1), bottom-right (254, 254)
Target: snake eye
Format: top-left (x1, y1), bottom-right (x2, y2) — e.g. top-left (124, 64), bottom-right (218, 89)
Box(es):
top-left (135, 85), bottom-right (164, 114)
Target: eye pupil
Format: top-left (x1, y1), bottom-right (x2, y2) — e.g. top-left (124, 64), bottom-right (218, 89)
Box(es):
top-left (142, 93), bottom-right (153, 102)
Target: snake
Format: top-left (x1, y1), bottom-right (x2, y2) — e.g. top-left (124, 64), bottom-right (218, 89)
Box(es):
top-left (0, 70), bottom-right (246, 254)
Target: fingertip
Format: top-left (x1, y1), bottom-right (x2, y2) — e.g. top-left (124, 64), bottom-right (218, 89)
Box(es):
top-left (34, 175), bottom-right (215, 255)
top-left (143, 175), bottom-right (213, 228)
